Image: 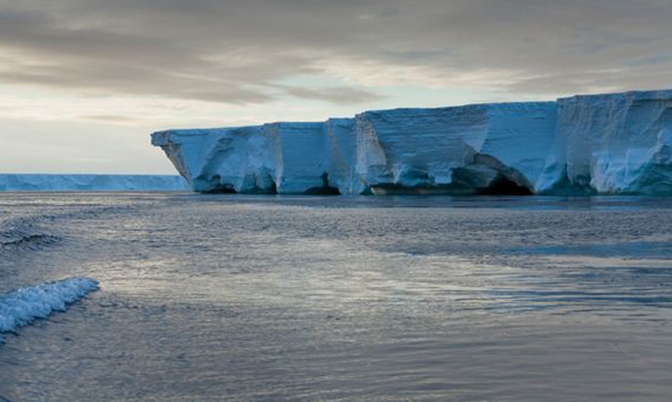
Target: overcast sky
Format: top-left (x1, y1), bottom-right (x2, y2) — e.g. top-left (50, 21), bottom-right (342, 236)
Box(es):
top-left (2, 0), bottom-right (672, 173)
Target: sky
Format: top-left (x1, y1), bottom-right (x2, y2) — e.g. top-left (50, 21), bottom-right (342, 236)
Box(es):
top-left (1, 0), bottom-right (672, 174)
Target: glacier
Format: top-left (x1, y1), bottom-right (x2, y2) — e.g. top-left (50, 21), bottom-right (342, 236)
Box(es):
top-left (0, 277), bottom-right (99, 343)
top-left (152, 90), bottom-right (672, 195)
top-left (0, 174), bottom-right (190, 192)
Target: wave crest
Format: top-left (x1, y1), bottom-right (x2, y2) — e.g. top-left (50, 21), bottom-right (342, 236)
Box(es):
top-left (0, 277), bottom-right (99, 342)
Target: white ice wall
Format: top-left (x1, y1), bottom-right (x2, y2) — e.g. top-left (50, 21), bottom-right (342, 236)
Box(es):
top-left (323, 118), bottom-right (360, 194)
top-left (152, 90), bottom-right (672, 195)
top-left (354, 103), bottom-right (557, 193)
top-left (536, 90), bottom-right (672, 194)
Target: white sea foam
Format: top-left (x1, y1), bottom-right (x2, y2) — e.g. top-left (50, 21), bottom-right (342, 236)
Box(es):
top-left (0, 277), bottom-right (99, 342)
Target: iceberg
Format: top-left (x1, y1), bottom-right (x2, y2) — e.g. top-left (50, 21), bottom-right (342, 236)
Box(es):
top-left (0, 174), bottom-right (190, 192)
top-left (152, 90), bottom-right (672, 195)
top-left (0, 277), bottom-right (99, 342)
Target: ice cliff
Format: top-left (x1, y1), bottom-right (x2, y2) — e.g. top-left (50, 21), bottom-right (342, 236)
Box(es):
top-left (0, 174), bottom-right (190, 192)
top-left (537, 90), bottom-right (672, 194)
top-left (152, 90), bottom-right (672, 195)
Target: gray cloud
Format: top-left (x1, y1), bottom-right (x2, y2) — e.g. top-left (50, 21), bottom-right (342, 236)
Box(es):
top-left (1, 0), bottom-right (672, 105)
top-left (283, 86), bottom-right (385, 104)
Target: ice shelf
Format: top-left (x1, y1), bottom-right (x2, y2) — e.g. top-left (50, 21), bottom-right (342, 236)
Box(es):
top-left (152, 90), bottom-right (672, 195)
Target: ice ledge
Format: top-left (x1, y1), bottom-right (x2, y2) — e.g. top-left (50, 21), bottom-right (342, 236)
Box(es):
top-left (152, 89), bottom-right (672, 196)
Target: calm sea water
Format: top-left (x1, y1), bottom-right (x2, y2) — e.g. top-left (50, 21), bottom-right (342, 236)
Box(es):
top-left (1, 193), bottom-right (672, 401)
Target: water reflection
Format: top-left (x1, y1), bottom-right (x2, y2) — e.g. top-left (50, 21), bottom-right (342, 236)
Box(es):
top-left (0, 193), bottom-right (671, 401)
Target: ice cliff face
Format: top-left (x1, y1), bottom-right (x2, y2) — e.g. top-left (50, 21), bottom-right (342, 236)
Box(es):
top-left (152, 90), bottom-right (672, 195)
top-left (537, 90), bottom-right (672, 195)
top-left (353, 104), bottom-right (558, 195)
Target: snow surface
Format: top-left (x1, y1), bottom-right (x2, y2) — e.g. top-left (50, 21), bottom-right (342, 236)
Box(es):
top-left (0, 277), bottom-right (99, 342)
top-left (0, 174), bottom-right (190, 192)
top-left (152, 90), bottom-right (672, 195)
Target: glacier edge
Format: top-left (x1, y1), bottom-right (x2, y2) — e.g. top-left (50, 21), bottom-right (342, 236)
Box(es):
top-left (152, 90), bottom-right (672, 196)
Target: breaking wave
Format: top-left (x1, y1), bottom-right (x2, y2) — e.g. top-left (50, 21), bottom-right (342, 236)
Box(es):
top-left (0, 277), bottom-right (99, 342)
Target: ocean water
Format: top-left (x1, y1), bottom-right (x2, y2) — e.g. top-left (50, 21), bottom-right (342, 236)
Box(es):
top-left (1, 193), bottom-right (672, 402)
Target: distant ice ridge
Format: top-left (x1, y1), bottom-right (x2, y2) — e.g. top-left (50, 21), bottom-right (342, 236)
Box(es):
top-left (152, 90), bottom-right (672, 195)
top-left (0, 174), bottom-right (190, 192)
top-left (0, 277), bottom-right (98, 342)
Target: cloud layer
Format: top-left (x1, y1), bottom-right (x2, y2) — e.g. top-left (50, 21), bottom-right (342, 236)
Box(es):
top-left (2, 0), bottom-right (672, 106)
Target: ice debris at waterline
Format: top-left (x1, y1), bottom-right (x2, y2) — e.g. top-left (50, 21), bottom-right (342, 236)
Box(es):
top-left (152, 90), bottom-right (672, 196)
top-left (0, 277), bottom-right (99, 342)
top-left (0, 174), bottom-right (190, 192)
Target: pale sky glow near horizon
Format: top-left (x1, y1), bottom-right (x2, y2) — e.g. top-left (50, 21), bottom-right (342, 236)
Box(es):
top-left (2, 0), bottom-right (672, 174)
